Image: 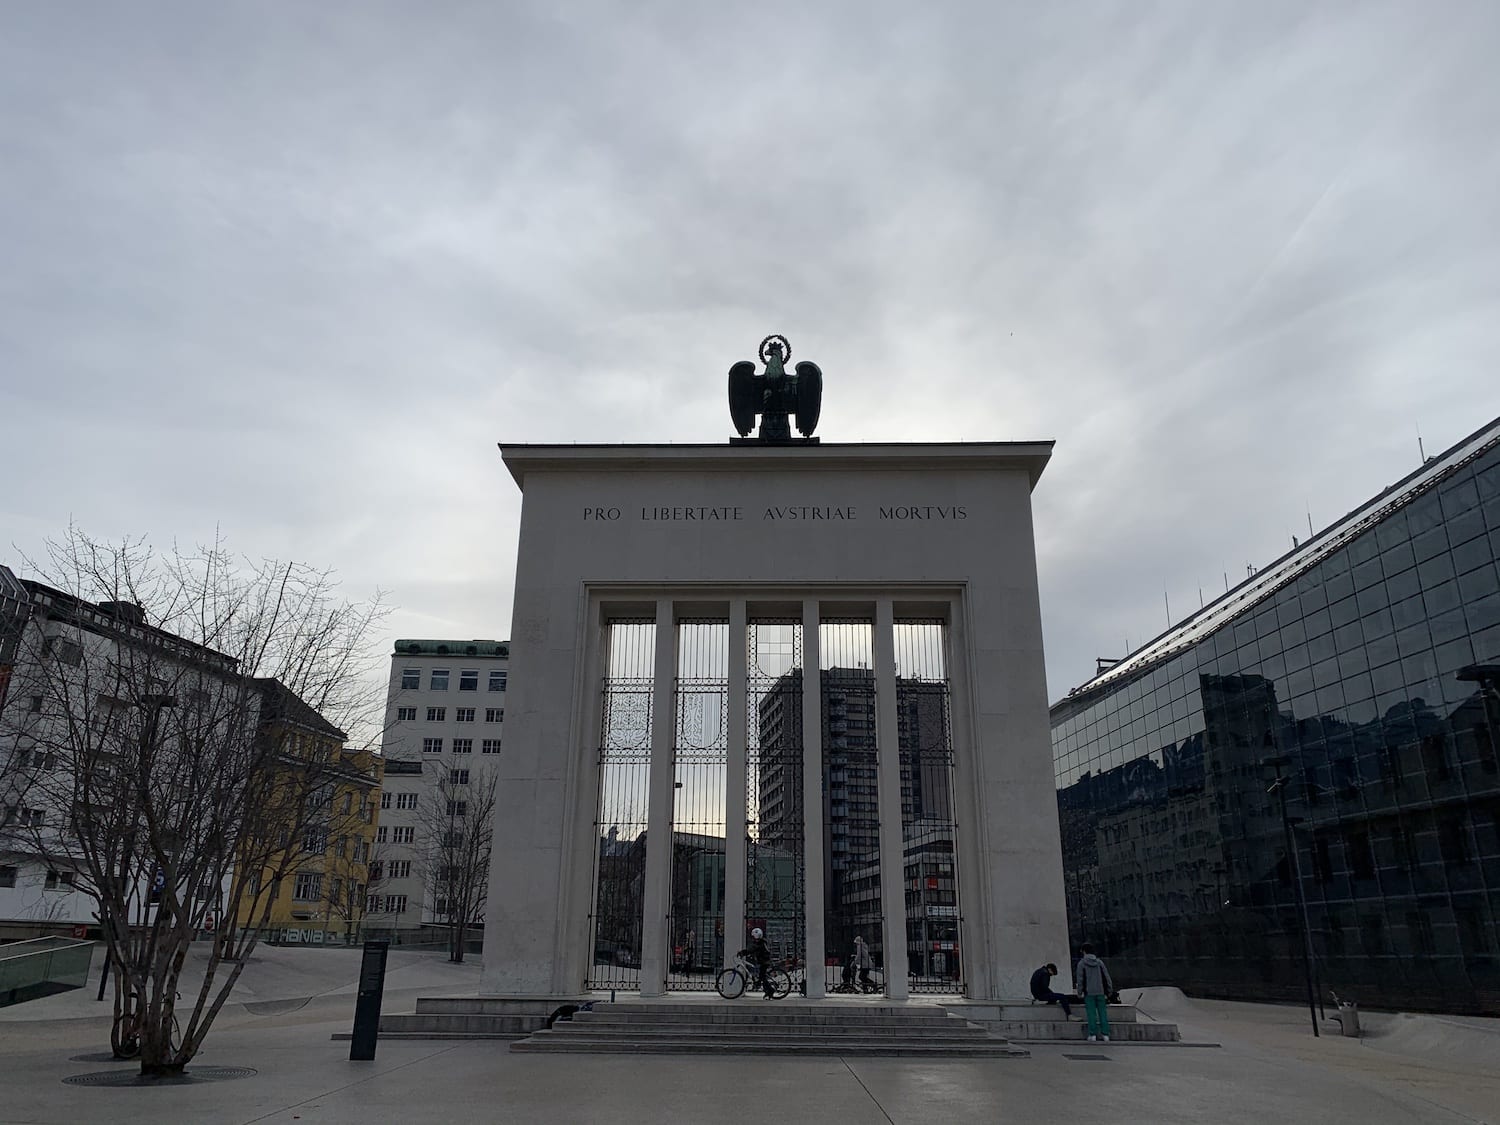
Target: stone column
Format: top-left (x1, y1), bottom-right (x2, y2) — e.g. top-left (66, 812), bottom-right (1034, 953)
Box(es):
top-left (801, 599), bottom-right (826, 998)
top-left (873, 598), bottom-right (910, 999)
top-left (723, 599), bottom-right (748, 970)
top-left (639, 598), bottom-right (677, 997)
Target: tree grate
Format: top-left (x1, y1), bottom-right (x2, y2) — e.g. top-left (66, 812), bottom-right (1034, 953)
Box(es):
top-left (1062, 1054), bottom-right (1112, 1061)
top-left (63, 1065), bottom-right (256, 1086)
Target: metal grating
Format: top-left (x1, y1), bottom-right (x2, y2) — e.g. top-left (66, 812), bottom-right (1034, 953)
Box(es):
top-left (896, 620), bottom-right (964, 994)
top-left (586, 620), bottom-right (655, 991)
top-left (63, 1066), bottom-right (257, 1086)
top-left (820, 620), bottom-right (882, 989)
top-left (746, 621), bottom-right (806, 975)
top-left (667, 620), bottom-right (729, 991)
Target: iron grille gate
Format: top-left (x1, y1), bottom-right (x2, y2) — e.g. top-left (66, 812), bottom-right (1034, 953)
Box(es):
top-left (896, 619), bottom-right (964, 993)
top-left (746, 621), bottom-right (806, 977)
top-left (666, 621), bottom-right (728, 991)
top-left (821, 620), bottom-right (883, 992)
top-left (586, 621), bottom-right (655, 991)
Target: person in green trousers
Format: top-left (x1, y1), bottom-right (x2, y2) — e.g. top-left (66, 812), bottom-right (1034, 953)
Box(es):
top-left (1074, 944), bottom-right (1114, 1042)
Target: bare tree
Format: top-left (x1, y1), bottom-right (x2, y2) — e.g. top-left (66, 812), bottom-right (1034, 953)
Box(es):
top-left (417, 764), bottom-right (497, 963)
top-left (0, 529), bottom-right (387, 1076)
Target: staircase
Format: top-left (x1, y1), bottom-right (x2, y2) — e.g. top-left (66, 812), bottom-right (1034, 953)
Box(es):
top-left (510, 1001), bottom-right (1029, 1056)
top-left (962, 1002), bottom-right (1182, 1043)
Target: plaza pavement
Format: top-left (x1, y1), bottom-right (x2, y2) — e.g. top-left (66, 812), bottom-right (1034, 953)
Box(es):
top-left (1, 947), bottom-right (1496, 1124)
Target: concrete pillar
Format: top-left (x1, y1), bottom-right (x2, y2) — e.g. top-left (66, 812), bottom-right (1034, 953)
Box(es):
top-left (639, 598), bottom-right (677, 997)
top-left (873, 598), bottom-right (910, 999)
top-left (801, 600), bottom-right (826, 999)
top-left (724, 599), bottom-right (748, 971)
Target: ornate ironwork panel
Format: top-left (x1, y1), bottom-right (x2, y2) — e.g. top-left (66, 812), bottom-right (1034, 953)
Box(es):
top-left (666, 620), bottom-right (729, 991)
top-left (895, 619), bottom-right (964, 993)
top-left (745, 621), bottom-right (805, 975)
top-left (585, 620), bottom-right (655, 991)
top-left (820, 620), bottom-right (883, 990)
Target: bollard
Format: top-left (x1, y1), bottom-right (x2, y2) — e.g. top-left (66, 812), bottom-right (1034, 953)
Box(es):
top-left (349, 939), bottom-right (390, 1060)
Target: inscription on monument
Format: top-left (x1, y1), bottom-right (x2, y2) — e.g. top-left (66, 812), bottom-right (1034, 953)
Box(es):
top-left (581, 505), bottom-right (968, 522)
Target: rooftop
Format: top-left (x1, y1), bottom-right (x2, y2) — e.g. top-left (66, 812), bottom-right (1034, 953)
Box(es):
top-left (391, 638), bottom-right (509, 658)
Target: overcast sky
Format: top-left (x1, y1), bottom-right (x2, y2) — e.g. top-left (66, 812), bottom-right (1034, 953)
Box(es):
top-left (3, 1), bottom-right (1498, 707)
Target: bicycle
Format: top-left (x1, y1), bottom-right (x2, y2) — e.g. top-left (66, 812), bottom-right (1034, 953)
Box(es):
top-left (112, 991), bottom-right (182, 1059)
top-left (715, 952), bottom-right (792, 1000)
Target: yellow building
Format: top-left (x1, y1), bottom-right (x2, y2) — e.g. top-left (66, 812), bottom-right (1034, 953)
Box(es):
top-left (232, 680), bottom-right (383, 945)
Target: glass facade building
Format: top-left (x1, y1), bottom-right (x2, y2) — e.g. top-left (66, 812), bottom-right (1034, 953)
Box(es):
top-left (1051, 420), bottom-right (1500, 1015)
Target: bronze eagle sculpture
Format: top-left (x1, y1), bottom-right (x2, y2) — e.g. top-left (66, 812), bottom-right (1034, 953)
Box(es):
top-left (728, 334), bottom-right (822, 442)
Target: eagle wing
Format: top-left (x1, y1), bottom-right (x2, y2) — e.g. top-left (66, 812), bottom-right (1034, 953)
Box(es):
top-left (728, 360), bottom-right (759, 436)
top-left (794, 361), bottom-right (822, 437)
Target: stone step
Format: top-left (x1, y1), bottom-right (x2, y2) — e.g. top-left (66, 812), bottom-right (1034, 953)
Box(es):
top-left (573, 1010), bottom-right (971, 1027)
top-left (381, 1013), bottom-right (544, 1035)
top-left (512, 1035), bottom-right (1028, 1057)
top-left (987, 1021), bottom-right (1180, 1043)
top-left (415, 996), bottom-right (582, 1016)
top-left (996, 1003), bottom-right (1137, 1023)
top-left (555, 1020), bottom-right (990, 1039)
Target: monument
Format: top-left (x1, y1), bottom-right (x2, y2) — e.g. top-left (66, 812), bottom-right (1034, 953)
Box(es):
top-left (481, 339), bottom-right (1068, 1001)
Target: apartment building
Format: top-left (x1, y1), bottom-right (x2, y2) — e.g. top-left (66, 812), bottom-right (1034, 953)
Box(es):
top-left (372, 638), bottom-right (508, 940)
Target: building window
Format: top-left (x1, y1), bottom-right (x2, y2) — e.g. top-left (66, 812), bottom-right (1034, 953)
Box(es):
top-left (485, 708), bottom-right (504, 723)
top-left (482, 739), bottom-right (502, 754)
top-left (389, 860), bottom-right (412, 879)
top-left (422, 738), bottom-right (443, 754)
top-left (396, 707), bottom-right (417, 721)
top-left (381, 793), bottom-right (392, 809)
top-left (426, 707), bottom-right (446, 722)
top-left (430, 669), bottom-right (449, 691)
top-left (396, 793), bottom-right (418, 810)
top-left (450, 769), bottom-right (470, 785)
top-left (0, 865), bottom-right (16, 888)
top-left (30, 695), bottom-right (43, 712)
top-left (303, 827), bottom-right (328, 853)
top-left (459, 670), bottom-right (479, 691)
top-left (452, 738), bottom-right (473, 754)
top-left (489, 670), bottom-right (508, 692)
top-left (446, 801), bottom-right (467, 817)
top-left (366, 894), bottom-right (382, 913)
top-left (455, 708), bottom-right (475, 722)
top-left (369, 862), bottom-right (383, 881)
top-left (386, 894), bottom-right (408, 914)
top-left (293, 873), bottom-right (323, 901)
top-left (400, 668), bottom-right (420, 690)
top-left (392, 827), bottom-right (414, 844)
top-left (44, 869), bottom-right (75, 891)
top-left (376, 826), bottom-right (388, 842)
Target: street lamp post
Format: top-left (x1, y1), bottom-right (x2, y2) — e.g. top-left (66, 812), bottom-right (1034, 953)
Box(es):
top-left (1263, 754), bottom-right (1319, 1037)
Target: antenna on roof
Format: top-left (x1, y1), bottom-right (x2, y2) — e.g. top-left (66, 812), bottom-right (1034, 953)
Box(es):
top-left (1307, 506), bottom-right (1314, 538)
top-left (1164, 587), bottom-right (1171, 628)
top-left (1417, 424), bottom-right (1426, 464)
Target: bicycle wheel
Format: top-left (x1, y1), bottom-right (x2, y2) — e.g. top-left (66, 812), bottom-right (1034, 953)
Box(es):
top-left (112, 1016), bottom-right (141, 1060)
top-left (766, 968), bottom-right (792, 1000)
top-left (715, 967), bottom-right (746, 1000)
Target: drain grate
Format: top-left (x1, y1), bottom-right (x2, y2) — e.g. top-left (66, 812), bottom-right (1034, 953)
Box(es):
top-left (1062, 1053), bottom-right (1112, 1061)
top-left (63, 1066), bottom-right (256, 1087)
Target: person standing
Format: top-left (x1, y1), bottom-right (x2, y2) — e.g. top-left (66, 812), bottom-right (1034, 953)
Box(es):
top-left (853, 935), bottom-right (876, 993)
top-left (1074, 944), bottom-right (1114, 1042)
top-left (682, 929), bottom-right (697, 974)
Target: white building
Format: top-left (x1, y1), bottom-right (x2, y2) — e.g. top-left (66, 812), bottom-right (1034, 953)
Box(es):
top-left (372, 638), bottom-right (508, 941)
top-left (0, 567), bottom-right (238, 937)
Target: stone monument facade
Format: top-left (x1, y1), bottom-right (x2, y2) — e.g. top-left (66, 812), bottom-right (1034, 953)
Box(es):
top-left (480, 437), bottom-right (1068, 1001)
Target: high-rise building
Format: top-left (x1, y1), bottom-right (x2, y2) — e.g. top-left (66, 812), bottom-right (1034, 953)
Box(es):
top-left (1051, 418), bottom-right (1500, 1014)
top-left (374, 638), bottom-right (508, 939)
top-left (757, 667), bottom-right (958, 977)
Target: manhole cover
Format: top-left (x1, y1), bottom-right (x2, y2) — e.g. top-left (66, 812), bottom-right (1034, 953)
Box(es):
top-left (69, 1052), bottom-right (136, 1063)
top-left (1062, 1053), bottom-right (1112, 1061)
top-left (63, 1066), bottom-right (256, 1087)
